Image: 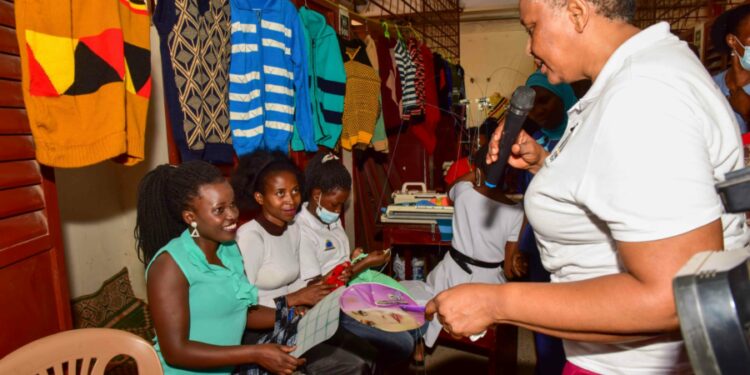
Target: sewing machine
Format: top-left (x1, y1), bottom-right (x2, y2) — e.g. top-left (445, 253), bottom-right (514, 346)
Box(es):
top-left (380, 183), bottom-right (454, 224)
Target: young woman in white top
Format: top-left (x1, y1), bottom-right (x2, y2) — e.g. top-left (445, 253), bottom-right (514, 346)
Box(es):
top-left (424, 146), bottom-right (524, 347)
top-left (297, 152), bottom-right (419, 367)
top-left (232, 151), bottom-right (376, 375)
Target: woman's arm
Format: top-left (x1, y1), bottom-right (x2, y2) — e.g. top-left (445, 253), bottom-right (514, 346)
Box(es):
top-left (246, 305), bottom-right (277, 330)
top-left (427, 219), bottom-right (723, 342)
top-left (148, 254), bottom-right (302, 372)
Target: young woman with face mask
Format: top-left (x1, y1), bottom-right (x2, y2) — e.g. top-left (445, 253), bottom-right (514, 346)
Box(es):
top-left (712, 3), bottom-right (750, 136)
top-left (296, 152), bottom-right (420, 368)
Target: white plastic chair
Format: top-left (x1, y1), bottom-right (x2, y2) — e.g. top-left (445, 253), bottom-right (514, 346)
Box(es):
top-left (0, 328), bottom-right (163, 375)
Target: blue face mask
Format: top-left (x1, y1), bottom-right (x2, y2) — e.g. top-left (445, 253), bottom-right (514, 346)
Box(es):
top-left (734, 36), bottom-right (750, 71)
top-left (315, 195), bottom-right (339, 224)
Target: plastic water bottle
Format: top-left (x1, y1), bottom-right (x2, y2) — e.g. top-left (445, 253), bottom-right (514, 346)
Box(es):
top-left (393, 253), bottom-right (406, 281)
top-left (412, 257), bottom-right (425, 281)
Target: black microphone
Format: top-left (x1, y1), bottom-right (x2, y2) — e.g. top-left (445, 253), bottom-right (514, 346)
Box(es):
top-left (484, 86), bottom-right (536, 188)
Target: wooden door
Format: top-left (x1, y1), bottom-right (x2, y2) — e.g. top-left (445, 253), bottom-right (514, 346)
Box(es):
top-left (0, 0), bottom-right (72, 357)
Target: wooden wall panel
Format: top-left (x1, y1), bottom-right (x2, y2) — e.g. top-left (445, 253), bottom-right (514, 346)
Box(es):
top-left (0, 0), bottom-right (72, 357)
top-left (0, 211), bottom-right (48, 249)
top-left (0, 185), bottom-right (44, 219)
top-left (0, 1), bottom-right (13, 27)
top-left (0, 160), bottom-right (41, 188)
top-left (0, 24), bottom-right (17, 54)
top-left (0, 108), bottom-right (30, 134)
top-left (0, 53), bottom-right (20, 80)
top-left (0, 250), bottom-right (63, 356)
top-left (0, 79), bottom-right (23, 107)
top-left (0, 135), bottom-right (34, 161)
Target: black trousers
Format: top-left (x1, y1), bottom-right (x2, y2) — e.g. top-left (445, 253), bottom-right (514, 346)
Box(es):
top-left (239, 327), bottom-right (378, 375)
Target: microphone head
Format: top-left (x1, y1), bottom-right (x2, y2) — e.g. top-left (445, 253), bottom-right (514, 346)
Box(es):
top-left (509, 86), bottom-right (536, 113)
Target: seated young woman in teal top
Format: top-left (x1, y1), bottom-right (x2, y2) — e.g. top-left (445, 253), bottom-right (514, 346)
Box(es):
top-left (135, 161), bottom-right (305, 375)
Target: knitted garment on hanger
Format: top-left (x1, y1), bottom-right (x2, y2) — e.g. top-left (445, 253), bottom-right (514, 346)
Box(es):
top-left (371, 95), bottom-right (388, 152)
top-left (341, 61), bottom-right (381, 150)
top-left (340, 37), bottom-right (372, 66)
top-left (364, 35), bottom-right (379, 73)
top-left (15, 0), bottom-right (151, 167)
top-left (394, 39), bottom-right (417, 120)
top-left (153, 0), bottom-right (234, 163)
top-left (228, 0), bottom-right (316, 155)
top-left (409, 43), bottom-right (439, 155)
top-left (376, 37), bottom-right (402, 128)
top-left (295, 6), bottom-right (346, 150)
top-left (408, 38), bottom-right (425, 118)
top-left (434, 54), bottom-right (452, 111)
top-left (420, 44), bottom-right (440, 127)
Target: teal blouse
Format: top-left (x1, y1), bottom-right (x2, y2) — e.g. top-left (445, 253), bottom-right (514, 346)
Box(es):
top-left (146, 230), bottom-right (258, 375)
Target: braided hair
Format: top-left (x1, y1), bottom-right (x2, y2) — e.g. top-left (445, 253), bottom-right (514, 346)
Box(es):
top-left (303, 152), bottom-right (351, 200)
top-left (134, 161), bottom-right (224, 264)
top-left (231, 151), bottom-right (303, 212)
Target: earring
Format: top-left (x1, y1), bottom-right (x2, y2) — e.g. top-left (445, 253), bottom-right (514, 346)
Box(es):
top-left (190, 221), bottom-right (200, 238)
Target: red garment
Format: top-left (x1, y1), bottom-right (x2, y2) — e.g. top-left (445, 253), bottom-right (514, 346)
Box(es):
top-left (410, 43), bottom-right (439, 154)
top-left (408, 38), bottom-right (425, 117)
top-left (743, 132), bottom-right (750, 145)
top-left (376, 36), bottom-right (402, 128)
top-left (443, 157), bottom-right (472, 186)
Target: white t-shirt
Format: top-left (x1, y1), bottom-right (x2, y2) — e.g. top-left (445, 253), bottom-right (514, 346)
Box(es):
top-left (236, 219), bottom-right (303, 308)
top-left (296, 202), bottom-right (351, 282)
top-left (424, 181), bottom-right (524, 347)
top-left (524, 22), bottom-right (750, 374)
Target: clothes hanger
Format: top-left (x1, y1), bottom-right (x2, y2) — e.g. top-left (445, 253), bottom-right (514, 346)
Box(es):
top-left (382, 21), bottom-right (390, 39)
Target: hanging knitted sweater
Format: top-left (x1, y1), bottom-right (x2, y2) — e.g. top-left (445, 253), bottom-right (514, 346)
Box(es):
top-left (15, 0), bottom-right (151, 167)
top-left (393, 39), bottom-right (417, 120)
top-left (407, 38), bottom-right (425, 118)
top-left (376, 36), bottom-right (401, 128)
top-left (153, 0), bottom-right (235, 163)
top-left (341, 43), bottom-right (380, 150)
top-left (293, 7), bottom-right (346, 151)
top-left (229, 0), bottom-right (316, 155)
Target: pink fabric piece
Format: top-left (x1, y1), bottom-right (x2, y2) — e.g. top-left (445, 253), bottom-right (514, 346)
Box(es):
top-left (562, 361), bottom-right (600, 375)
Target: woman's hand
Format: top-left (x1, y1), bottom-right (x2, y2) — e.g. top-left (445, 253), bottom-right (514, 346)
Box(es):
top-left (252, 344), bottom-right (305, 375)
top-left (425, 284), bottom-right (501, 338)
top-left (486, 118), bottom-right (548, 174)
top-left (286, 283), bottom-right (335, 307)
top-left (364, 249), bottom-right (391, 267)
top-left (351, 247), bottom-right (364, 259)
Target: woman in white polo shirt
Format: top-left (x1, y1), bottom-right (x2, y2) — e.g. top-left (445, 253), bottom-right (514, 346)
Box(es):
top-left (426, 0), bottom-right (750, 374)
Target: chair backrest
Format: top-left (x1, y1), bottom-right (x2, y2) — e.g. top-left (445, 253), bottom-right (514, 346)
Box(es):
top-left (0, 328), bottom-right (163, 375)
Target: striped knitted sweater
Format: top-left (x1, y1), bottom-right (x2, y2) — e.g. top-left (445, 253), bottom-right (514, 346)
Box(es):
top-left (229, 0), bottom-right (316, 155)
top-left (393, 39), bottom-right (417, 120)
top-left (408, 38), bottom-right (425, 117)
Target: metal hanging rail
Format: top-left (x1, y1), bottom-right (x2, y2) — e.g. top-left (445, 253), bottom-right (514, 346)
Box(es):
top-left (360, 0), bottom-right (461, 62)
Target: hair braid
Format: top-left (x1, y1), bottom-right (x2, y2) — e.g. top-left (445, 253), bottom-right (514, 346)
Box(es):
top-left (135, 161), bottom-right (224, 264)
